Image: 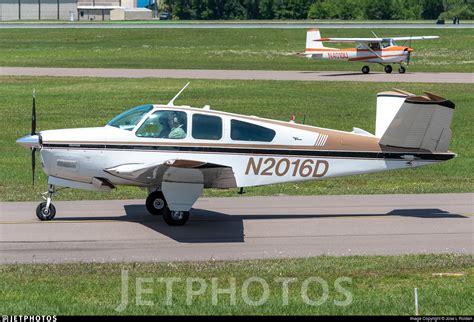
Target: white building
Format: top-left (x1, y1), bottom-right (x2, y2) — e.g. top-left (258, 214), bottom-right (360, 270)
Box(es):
top-left (0, 0), bottom-right (155, 21)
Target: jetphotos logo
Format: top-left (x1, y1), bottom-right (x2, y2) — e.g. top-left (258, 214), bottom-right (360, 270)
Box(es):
top-left (115, 269), bottom-right (353, 312)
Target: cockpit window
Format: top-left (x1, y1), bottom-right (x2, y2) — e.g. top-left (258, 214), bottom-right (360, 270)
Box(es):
top-left (108, 105), bottom-right (153, 131)
top-left (136, 110), bottom-right (187, 139)
top-left (381, 39), bottom-right (391, 48)
top-left (368, 42), bottom-right (381, 50)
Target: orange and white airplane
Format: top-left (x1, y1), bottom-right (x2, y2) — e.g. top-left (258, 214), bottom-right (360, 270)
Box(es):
top-left (303, 29), bottom-right (439, 74)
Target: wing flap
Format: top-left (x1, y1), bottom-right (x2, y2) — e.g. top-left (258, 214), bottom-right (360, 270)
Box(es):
top-left (104, 159), bottom-right (236, 187)
top-left (315, 37), bottom-right (383, 43)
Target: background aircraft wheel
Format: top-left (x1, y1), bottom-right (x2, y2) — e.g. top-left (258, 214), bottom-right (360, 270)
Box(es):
top-left (146, 191), bottom-right (167, 215)
top-left (36, 202), bottom-right (56, 221)
top-left (399, 66), bottom-right (406, 74)
top-left (384, 65), bottom-right (393, 73)
top-left (362, 66), bottom-right (370, 74)
top-left (163, 207), bottom-right (189, 226)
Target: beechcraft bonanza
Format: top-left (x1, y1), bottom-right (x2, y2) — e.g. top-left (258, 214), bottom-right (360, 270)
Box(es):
top-left (17, 84), bottom-right (456, 226)
top-left (303, 29), bottom-right (439, 74)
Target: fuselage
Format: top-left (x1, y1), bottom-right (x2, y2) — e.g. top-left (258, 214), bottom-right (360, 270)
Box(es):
top-left (304, 45), bottom-right (413, 64)
top-left (17, 104), bottom-right (455, 191)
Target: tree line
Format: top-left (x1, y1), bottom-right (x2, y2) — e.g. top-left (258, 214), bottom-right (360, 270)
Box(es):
top-left (160, 0), bottom-right (474, 20)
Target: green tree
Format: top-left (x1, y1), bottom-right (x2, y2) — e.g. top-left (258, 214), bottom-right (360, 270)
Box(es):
top-left (421, 0), bottom-right (445, 19)
top-left (258, 0), bottom-right (275, 19)
top-left (365, 0), bottom-right (394, 19)
top-left (307, 0), bottom-right (341, 19)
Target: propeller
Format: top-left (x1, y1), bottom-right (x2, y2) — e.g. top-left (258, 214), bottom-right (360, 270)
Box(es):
top-left (406, 36), bottom-right (412, 65)
top-left (31, 89), bottom-right (37, 186)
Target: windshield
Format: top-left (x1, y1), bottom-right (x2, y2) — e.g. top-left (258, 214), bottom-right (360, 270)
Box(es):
top-left (107, 105), bottom-right (153, 131)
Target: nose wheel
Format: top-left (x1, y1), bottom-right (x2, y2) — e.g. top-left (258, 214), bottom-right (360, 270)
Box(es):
top-left (36, 184), bottom-right (56, 221)
top-left (399, 66), bottom-right (406, 74)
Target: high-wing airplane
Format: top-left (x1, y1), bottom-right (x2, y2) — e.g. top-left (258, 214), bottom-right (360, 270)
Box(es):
top-left (303, 29), bottom-right (439, 74)
top-left (17, 84), bottom-right (455, 226)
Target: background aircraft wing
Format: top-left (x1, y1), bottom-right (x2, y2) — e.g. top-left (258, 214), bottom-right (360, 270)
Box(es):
top-left (391, 36), bottom-right (439, 41)
top-left (104, 159), bottom-right (236, 188)
top-left (315, 37), bottom-right (383, 43)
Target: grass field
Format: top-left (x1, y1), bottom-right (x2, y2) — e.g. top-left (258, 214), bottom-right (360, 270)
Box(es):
top-left (0, 28), bottom-right (472, 72)
top-left (0, 254), bottom-right (472, 315)
top-left (1, 76), bottom-right (472, 202)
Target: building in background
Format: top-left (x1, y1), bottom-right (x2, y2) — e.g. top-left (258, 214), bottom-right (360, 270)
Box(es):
top-left (0, 0), bottom-right (77, 21)
top-left (0, 0), bottom-right (157, 21)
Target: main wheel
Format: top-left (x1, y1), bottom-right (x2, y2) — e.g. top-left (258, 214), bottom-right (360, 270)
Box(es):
top-left (361, 66), bottom-right (370, 74)
top-left (146, 191), bottom-right (167, 216)
top-left (163, 207), bottom-right (190, 226)
top-left (399, 66), bottom-right (406, 74)
top-left (36, 202), bottom-right (56, 221)
top-left (384, 65), bottom-right (393, 73)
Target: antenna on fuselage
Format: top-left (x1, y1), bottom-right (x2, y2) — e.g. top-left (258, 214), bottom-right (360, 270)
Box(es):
top-left (167, 82), bottom-right (190, 107)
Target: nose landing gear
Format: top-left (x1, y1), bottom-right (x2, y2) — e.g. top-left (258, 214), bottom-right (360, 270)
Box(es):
top-left (36, 184), bottom-right (56, 221)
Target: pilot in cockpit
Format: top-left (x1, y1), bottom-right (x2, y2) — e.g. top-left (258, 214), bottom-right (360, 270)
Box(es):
top-left (157, 114), bottom-right (171, 138)
top-left (168, 113), bottom-right (186, 139)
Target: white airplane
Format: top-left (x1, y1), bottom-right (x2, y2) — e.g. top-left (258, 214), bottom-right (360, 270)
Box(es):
top-left (17, 84), bottom-right (456, 226)
top-left (303, 29), bottom-right (439, 74)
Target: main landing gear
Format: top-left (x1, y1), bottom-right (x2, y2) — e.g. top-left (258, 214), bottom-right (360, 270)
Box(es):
top-left (387, 64), bottom-right (406, 74)
top-left (145, 190), bottom-right (191, 226)
top-left (36, 184), bottom-right (56, 221)
top-left (362, 64), bottom-right (406, 74)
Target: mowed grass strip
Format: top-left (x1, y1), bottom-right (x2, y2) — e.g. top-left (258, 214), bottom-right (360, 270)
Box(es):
top-left (0, 76), bottom-right (472, 201)
top-left (0, 254), bottom-right (472, 315)
top-left (0, 28), bottom-right (472, 72)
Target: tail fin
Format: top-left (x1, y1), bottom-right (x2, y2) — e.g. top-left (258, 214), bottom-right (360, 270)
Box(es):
top-left (377, 91), bottom-right (455, 152)
top-left (306, 29), bottom-right (325, 50)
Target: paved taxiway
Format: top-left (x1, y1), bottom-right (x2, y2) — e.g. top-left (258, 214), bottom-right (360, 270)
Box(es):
top-left (1, 67), bottom-right (472, 84)
top-left (0, 193), bottom-right (472, 264)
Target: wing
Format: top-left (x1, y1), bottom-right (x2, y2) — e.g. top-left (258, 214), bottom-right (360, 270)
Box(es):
top-left (104, 159), bottom-right (237, 188)
top-left (315, 37), bottom-right (383, 43)
top-left (391, 36), bottom-right (439, 41)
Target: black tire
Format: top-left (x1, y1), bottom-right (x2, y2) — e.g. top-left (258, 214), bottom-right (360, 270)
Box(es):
top-left (162, 207), bottom-right (190, 226)
top-left (362, 66), bottom-right (370, 74)
top-left (399, 66), bottom-right (406, 74)
top-left (384, 65), bottom-right (393, 73)
top-left (146, 191), bottom-right (167, 216)
top-left (36, 202), bottom-right (56, 221)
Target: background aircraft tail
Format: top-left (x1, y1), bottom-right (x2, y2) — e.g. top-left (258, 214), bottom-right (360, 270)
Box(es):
top-left (376, 90), bottom-right (454, 152)
top-left (306, 29), bottom-right (326, 50)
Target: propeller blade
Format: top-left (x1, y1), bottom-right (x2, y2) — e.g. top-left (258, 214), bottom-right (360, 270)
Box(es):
top-left (31, 88), bottom-right (36, 135)
top-left (407, 36), bottom-right (412, 65)
top-left (31, 147), bottom-right (36, 186)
